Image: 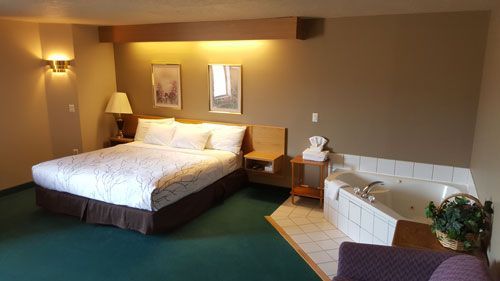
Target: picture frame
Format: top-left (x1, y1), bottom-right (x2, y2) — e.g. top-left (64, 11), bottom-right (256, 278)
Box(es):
top-left (151, 63), bottom-right (182, 109)
top-left (208, 64), bottom-right (242, 114)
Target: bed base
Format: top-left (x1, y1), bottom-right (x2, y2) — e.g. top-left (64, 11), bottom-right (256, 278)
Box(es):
top-left (35, 169), bottom-right (247, 234)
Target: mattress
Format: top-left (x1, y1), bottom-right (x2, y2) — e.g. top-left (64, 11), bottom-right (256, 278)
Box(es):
top-left (32, 141), bottom-right (241, 211)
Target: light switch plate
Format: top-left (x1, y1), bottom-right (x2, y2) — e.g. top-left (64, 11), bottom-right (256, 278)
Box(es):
top-left (312, 112), bottom-right (319, 123)
top-left (68, 104), bottom-right (75, 113)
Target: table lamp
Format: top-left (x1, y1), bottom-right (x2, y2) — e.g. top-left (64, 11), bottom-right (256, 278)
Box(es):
top-left (105, 92), bottom-right (133, 138)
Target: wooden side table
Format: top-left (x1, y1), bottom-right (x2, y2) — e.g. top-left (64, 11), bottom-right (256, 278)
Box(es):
top-left (290, 155), bottom-right (329, 207)
top-left (110, 137), bottom-right (134, 146)
top-left (392, 220), bottom-right (488, 264)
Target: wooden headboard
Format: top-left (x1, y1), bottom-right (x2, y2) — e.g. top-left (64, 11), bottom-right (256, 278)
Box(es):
top-left (122, 114), bottom-right (286, 155)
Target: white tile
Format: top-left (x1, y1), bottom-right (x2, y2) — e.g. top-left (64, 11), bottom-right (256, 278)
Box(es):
top-left (330, 153), bottom-right (344, 167)
top-left (413, 163), bottom-right (433, 180)
top-left (333, 236), bottom-right (353, 245)
top-left (275, 218), bottom-right (296, 227)
top-left (289, 209), bottom-right (311, 218)
top-left (348, 202), bottom-right (361, 225)
top-left (452, 167), bottom-right (469, 185)
top-left (324, 229), bottom-right (345, 239)
top-left (290, 217), bottom-right (311, 225)
top-left (338, 214), bottom-right (348, 235)
top-left (326, 249), bottom-right (340, 260)
top-left (308, 209), bottom-right (324, 218)
top-left (388, 224), bottom-right (396, 245)
top-left (338, 196), bottom-right (349, 217)
top-left (343, 154), bottom-right (360, 170)
top-left (360, 208), bottom-right (374, 232)
top-left (282, 225), bottom-right (304, 235)
top-left (373, 237), bottom-right (386, 246)
top-left (318, 261), bottom-right (338, 276)
top-left (395, 161), bottom-right (414, 178)
top-left (377, 159), bottom-right (395, 175)
top-left (308, 251), bottom-right (333, 263)
top-left (330, 197), bottom-right (339, 211)
top-left (360, 156), bottom-right (377, 172)
top-left (315, 222), bottom-right (335, 231)
top-left (291, 233), bottom-right (313, 243)
top-left (467, 170), bottom-right (478, 197)
top-left (316, 239), bottom-right (340, 250)
top-left (298, 242), bottom-right (322, 253)
top-left (308, 217), bottom-right (327, 224)
top-left (306, 231), bottom-right (330, 241)
top-left (433, 165), bottom-right (453, 182)
top-left (347, 220), bottom-right (360, 242)
top-left (359, 228), bottom-right (373, 244)
top-left (330, 209), bottom-right (339, 227)
top-left (373, 216), bottom-right (388, 243)
top-left (299, 223), bottom-right (321, 233)
top-left (275, 205), bottom-right (294, 214)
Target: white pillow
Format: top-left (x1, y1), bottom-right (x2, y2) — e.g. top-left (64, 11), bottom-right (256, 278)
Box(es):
top-left (203, 123), bottom-right (247, 154)
top-left (143, 123), bottom-right (176, 146)
top-left (169, 124), bottom-right (211, 150)
top-left (134, 118), bottom-right (174, 141)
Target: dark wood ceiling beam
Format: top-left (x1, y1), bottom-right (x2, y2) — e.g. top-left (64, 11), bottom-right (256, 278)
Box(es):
top-left (99, 17), bottom-right (306, 42)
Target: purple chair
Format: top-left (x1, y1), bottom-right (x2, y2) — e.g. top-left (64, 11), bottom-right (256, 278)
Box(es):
top-left (334, 242), bottom-right (492, 281)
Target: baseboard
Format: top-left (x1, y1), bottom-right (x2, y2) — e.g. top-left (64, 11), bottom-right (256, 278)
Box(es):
top-left (0, 182), bottom-right (34, 197)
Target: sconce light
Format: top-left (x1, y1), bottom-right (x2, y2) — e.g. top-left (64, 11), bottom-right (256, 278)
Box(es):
top-left (46, 60), bottom-right (71, 72)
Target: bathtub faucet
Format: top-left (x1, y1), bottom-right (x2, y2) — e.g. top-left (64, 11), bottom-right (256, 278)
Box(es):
top-left (361, 181), bottom-right (384, 198)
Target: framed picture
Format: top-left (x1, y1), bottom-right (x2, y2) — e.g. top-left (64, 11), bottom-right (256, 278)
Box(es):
top-left (208, 64), bottom-right (242, 114)
top-left (152, 63), bottom-right (182, 109)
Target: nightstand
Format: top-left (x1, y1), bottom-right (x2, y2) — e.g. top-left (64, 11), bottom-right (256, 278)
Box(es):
top-left (110, 137), bottom-right (134, 146)
top-left (290, 155), bottom-right (329, 206)
top-left (244, 151), bottom-right (283, 174)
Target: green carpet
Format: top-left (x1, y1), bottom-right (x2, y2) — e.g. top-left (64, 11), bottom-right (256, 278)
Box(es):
top-left (0, 184), bottom-right (321, 281)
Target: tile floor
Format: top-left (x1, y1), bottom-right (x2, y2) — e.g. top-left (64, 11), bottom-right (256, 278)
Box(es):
top-left (270, 196), bottom-right (353, 280)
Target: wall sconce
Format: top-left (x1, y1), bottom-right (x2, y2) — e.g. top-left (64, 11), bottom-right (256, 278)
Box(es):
top-left (46, 60), bottom-right (71, 72)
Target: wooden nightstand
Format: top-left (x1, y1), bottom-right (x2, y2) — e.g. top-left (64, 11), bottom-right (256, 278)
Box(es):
top-left (110, 137), bottom-right (134, 146)
top-left (244, 151), bottom-right (283, 174)
top-left (290, 155), bottom-right (329, 206)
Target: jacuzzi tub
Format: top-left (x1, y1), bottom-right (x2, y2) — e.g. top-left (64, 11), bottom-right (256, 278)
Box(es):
top-left (324, 169), bottom-right (467, 246)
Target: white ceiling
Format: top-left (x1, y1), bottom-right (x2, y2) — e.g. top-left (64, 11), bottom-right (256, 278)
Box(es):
top-left (0, 0), bottom-right (494, 25)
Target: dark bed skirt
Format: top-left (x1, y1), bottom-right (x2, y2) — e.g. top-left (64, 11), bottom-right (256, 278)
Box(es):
top-left (35, 169), bottom-right (248, 234)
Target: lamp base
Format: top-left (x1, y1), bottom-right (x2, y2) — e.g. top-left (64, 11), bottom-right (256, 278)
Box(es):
top-left (115, 118), bottom-right (124, 138)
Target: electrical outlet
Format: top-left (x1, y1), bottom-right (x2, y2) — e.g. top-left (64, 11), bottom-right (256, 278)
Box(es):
top-left (68, 104), bottom-right (75, 113)
top-left (312, 112), bottom-right (319, 123)
top-left (72, 148), bottom-right (79, 155)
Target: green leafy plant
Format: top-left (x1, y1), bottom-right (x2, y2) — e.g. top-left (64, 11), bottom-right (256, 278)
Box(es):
top-left (425, 196), bottom-right (493, 251)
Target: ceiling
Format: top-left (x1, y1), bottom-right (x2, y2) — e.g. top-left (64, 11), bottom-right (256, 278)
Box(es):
top-left (0, 0), bottom-right (494, 25)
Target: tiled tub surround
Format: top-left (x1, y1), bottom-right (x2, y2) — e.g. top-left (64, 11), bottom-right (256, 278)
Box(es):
top-left (330, 153), bottom-right (477, 196)
top-left (324, 169), bottom-right (468, 246)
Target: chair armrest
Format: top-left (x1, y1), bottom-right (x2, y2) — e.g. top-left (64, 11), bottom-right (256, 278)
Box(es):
top-left (336, 242), bottom-right (455, 281)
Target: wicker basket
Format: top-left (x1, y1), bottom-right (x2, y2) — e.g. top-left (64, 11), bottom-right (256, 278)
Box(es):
top-left (435, 193), bottom-right (481, 251)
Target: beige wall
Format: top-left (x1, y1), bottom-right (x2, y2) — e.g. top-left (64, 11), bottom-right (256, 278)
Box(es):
top-left (470, 3), bottom-right (500, 279)
top-left (0, 20), bottom-right (116, 190)
top-left (0, 20), bottom-right (53, 189)
top-left (72, 25), bottom-right (117, 152)
top-left (114, 11), bottom-right (488, 176)
top-left (39, 23), bottom-right (83, 158)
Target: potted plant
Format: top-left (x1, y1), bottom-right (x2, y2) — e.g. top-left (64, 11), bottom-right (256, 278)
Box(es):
top-left (425, 193), bottom-right (493, 251)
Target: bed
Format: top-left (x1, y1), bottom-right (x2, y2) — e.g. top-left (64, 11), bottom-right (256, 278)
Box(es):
top-left (33, 115), bottom-right (249, 234)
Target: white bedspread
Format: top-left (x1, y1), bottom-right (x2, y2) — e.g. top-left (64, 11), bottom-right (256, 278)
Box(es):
top-left (32, 142), bottom-right (240, 211)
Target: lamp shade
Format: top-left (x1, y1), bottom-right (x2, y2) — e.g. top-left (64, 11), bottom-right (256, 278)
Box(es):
top-left (105, 92), bottom-right (133, 114)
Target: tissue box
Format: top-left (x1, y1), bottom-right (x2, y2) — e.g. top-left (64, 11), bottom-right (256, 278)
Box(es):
top-left (302, 149), bottom-right (329, 162)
